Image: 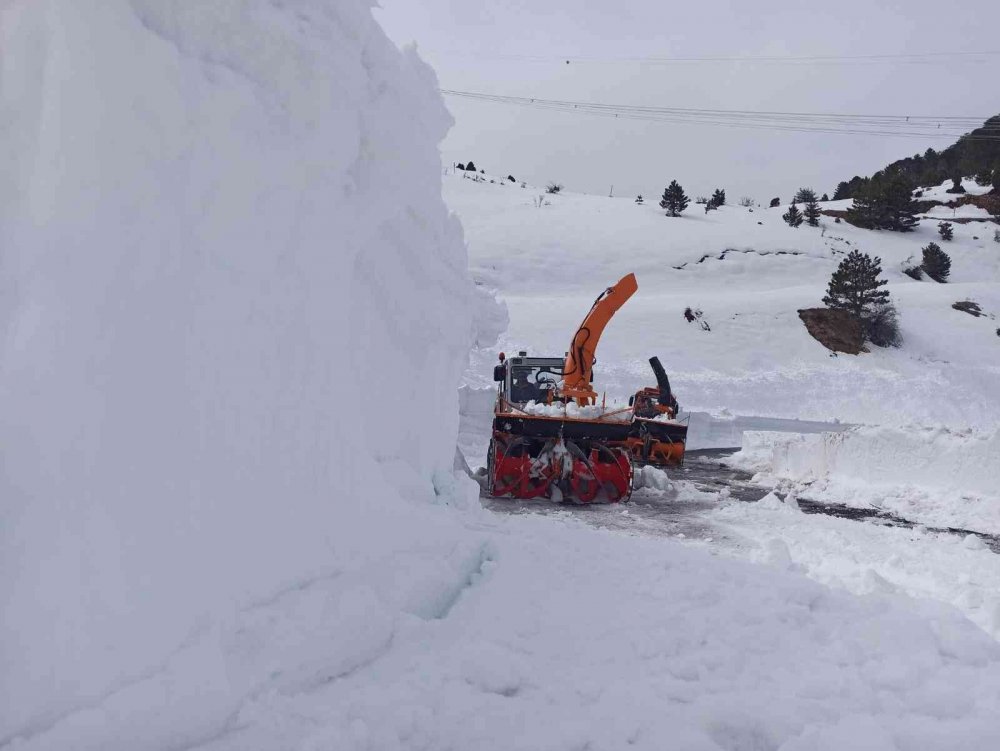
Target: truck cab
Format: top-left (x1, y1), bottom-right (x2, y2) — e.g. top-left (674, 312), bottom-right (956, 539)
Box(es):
top-left (494, 354), bottom-right (565, 407)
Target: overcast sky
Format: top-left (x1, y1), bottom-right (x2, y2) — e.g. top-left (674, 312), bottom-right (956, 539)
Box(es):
top-left (374, 0), bottom-right (1000, 202)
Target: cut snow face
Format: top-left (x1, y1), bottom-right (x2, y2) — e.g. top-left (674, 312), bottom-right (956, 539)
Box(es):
top-left (729, 428), bottom-right (1000, 535)
top-left (0, 0), bottom-right (497, 745)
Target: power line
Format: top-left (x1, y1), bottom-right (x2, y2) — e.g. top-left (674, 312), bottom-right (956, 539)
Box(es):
top-left (439, 89), bottom-right (1000, 141)
top-left (432, 49), bottom-right (1000, 66)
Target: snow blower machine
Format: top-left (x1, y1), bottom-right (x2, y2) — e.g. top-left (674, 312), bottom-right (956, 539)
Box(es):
top-left (487, 273), bottom-right (687, 504)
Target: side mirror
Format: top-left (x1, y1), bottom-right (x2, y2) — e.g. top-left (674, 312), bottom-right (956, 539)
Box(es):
top-left (628, 395), bottom-right (634, 407)
top-left (493, 365), bottom-right (505, 382)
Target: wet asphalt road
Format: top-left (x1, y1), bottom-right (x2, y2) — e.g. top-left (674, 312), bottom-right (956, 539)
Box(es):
top-left (482, 448), bottom-right (1000, 553)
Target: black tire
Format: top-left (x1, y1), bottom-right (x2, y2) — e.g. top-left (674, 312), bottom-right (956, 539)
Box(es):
top-left (486, 438), bottom-right (497, 497)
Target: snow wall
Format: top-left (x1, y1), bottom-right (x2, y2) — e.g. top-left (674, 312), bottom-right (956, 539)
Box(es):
top-left (0, 1), bottom-right (494, 745)
top-left (734, 427), bottom-right (1000, 533)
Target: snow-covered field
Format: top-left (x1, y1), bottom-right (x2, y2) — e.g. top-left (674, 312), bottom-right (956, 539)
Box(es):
top-left (3, 1), bottom-right (1000, 749)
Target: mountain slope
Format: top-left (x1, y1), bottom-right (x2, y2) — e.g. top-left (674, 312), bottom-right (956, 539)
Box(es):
top-left (449, 173), bottom-right (1000, 429)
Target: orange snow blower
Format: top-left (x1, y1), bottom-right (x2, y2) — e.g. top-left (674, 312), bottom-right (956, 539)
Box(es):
top-left (487, 273), bottom-right (687, 504)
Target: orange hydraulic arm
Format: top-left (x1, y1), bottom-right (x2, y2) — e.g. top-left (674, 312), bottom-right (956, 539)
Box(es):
top-left (561, 273), bottom-right (638, 405)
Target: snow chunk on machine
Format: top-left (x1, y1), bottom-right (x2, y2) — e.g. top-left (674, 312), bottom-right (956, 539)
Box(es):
top-left (488, 273), bottom-right (687, 503)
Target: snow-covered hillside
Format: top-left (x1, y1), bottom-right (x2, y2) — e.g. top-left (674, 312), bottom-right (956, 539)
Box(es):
top-left (448, 172), bottom-right (1000, 429)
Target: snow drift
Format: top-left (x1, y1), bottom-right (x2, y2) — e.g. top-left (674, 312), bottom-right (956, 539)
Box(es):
top-left (0, 1), bottom-right (491, 746)
top-left (732, 427), bottom-right (1000, 533)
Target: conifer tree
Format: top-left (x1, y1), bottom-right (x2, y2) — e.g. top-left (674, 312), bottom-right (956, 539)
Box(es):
top-left (821, 193), bottom-right (830, 202)
top-left (782, 202), bottom-right (804, 227)
top-left (711, 188), bottom-right (726, 206)
top-left (993, 163), bottom-right (1000, 193)
top-left (823, 250), bottom-right (891, 321)
top-left (921, 242), bottom-right (951, 282)
top-left (769, 197), bottom-right (781, 208)
top-left (804, 198), bottom-right (822, 227)
top-left (794, 187), bottom-right (817, 203)
top-left (635, 194), bottom-right (644, 205)
top-left (660, 180), bottom-right (690, 217)
top-left (846, 173), bottom-right (918, 231)
top-left (938, 221), bottom-right (954, 241)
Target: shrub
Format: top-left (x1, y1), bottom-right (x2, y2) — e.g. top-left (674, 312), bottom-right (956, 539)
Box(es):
top-left (545, 182), bottom-right (563, 194)
top-left (769, 197), bottom-right (781, 208)
top-left (739, 196), bottom-right (754, 207)
top-left (938, 221), bottom-right (954, 241)
top-left (865, 302), bottom-right (902, 348)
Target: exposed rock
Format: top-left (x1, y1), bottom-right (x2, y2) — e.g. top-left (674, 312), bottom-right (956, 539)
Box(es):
top-left (798, 308), bottom-right (864, 354)
top-left (952, 300), bottom-right (984, 317)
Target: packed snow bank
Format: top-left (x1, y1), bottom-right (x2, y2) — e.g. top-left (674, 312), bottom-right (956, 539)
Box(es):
top-left (730, 428), bottom-right (1000, 534)
top-left (0, 1), bottom-right (493, 746)
top-left (711, 495), bottom-right (1000, 642)
top-left (127, 511), bottom-right (1000, 750)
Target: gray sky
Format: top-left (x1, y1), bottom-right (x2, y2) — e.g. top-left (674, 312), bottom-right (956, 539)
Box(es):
top-left (374, 1), bottom-right (1000, 202)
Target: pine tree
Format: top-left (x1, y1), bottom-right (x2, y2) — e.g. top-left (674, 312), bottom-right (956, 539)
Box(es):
top-left (660, 180), bottom-right (690, 217)
top-left (635, 194), bottom-right (644, 205)
top-left (794, 187), bottom-right (817, 203)
top-left (938, 221), bottom-right (954, 241)
top-left (993, 163), bottom-right (1000, 193)
top-left (769, 197), bottom-right (781, 208)
top-left (921, 242), bottom-right (951, 282)
top-left (466, 161), bottom-right (476, 171)
top-left (846, 173), bottom-right (918, 231)
top-left (833, 181), bottom-right (851, 200)
top-left (821, 193), bottom-right (830, 202)
top-left (782, 202), bottom-right (803, 227)
top-left (822, 250), bottom-right (891, 321)
top-left (711, 188), bottom-right (726, 206)
top-left (804, 199), bottom-right (821, 227)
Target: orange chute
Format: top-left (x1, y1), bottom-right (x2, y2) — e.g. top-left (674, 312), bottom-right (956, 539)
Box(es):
top-left (561, 273), bottom-right (638, 405)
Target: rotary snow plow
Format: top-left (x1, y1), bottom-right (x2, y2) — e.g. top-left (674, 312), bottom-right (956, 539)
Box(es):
top-left (487, 273), bottom-right (687, 504)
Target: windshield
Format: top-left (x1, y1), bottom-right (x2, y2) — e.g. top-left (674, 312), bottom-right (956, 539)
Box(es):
top-left (509, 365), bottom-right (561, 404)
